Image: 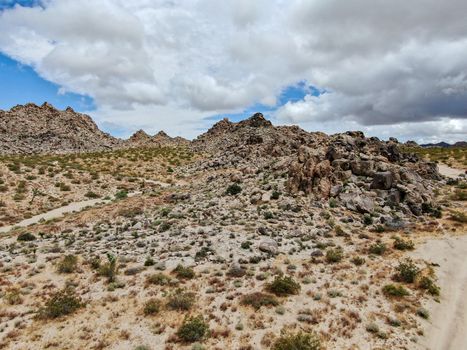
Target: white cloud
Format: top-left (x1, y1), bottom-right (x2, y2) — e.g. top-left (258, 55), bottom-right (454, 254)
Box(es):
top-left (0, 0), bottom-right (466, 142)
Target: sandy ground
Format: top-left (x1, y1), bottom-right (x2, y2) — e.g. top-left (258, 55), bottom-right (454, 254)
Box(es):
top-left (412, 234), bottom-right (467, 350)
top-left (438, 164), bottom-right (465, 179)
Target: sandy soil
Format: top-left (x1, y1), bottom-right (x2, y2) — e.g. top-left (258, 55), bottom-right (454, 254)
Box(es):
top-left (412, 234), bottom-right (467, 350)
top-left (438, 164), bottom-right (465, 179)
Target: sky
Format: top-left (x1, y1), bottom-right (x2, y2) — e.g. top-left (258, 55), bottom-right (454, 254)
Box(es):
top-left (0, 0), bottom-right (466, 142)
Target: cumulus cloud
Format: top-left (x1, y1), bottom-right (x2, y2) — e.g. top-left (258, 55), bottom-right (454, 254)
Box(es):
top-left (0, 0), bottom-right (466, 141)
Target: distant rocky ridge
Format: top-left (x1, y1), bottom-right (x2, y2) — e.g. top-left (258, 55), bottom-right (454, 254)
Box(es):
top-left (420, 141), bottom-right (467, 148)
top-left (0, 103), bottom-right (187, 154)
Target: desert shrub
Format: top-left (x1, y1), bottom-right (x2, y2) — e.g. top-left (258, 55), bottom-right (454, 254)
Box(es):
top-left (167, 290), bottom-right (196, 311)
top-left (267, 276), bottom-right (301, 296)
top-left (418, 276), bottom-right (440, 296)
top-left (225, 184), bottom-right (242, 196)
top-left (38, 288), bottom-right (83, 319)
top-left (144, 257), bottom-right (155, 266)
top-left (177, 315), bottom-right (209, 342)
top-left (4, 289), bottom-right (22, 305)
top-left (396, 259), bottom-right (420, 283)
top-left (118, 207), bottom-right (143, 218)
top-left (146, 273), bottom-right (172, 286)
top-left (143, 298), bottom-right (161, 315)
top-left (382, 284), bottom-right (410, 297)
top-left (451, 189), bottom-right (467, 201)
top-left (417, 307), bottom-right (429, 319)
top-left (369, 242), bottom-right (387, 255)
top-left (241, 241), bottom-right (252, 249)
top-left (98, 253), bottom-right (118, 282)
top-left (240, 292), bottom-right (279, 309)
top-left (17, 232), bottom-right (36, 242)
top-left (393, 237), bottom-right (414, 251)
top-left (351, 256), bottom-right (365, 266)
top-left (115, 190), bottom-right (128, 200)
top-left (84, 191), bottom-right (100, 199)
top-left (271, 190), bottom-right (281, 200)
top-left (325, 247), bottom-right (343, 263)
top-left (449, 211), bottom-right (467, 223)
top-left (57, 254), bottom-right (78, 273)
top-left (173, 264), bottom-right (195, 279)
top-left (363, 214), bottom-right (373, 225)
top-left (272, 332), bottom-right (321, 350)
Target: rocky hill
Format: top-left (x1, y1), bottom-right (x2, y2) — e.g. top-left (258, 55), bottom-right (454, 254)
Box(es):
top-left (0, 103), bottom-right (189, 154)
top-left (193, 112), bottom-right (441, 218)
top-left (0, 103), bottom-right (121, 154)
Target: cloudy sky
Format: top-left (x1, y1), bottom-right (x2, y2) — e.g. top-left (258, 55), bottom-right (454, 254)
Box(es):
top-left (0, 0), bottom-right (466, 142)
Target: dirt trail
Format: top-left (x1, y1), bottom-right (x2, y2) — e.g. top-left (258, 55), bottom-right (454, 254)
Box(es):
top-left (412, 235), bottom-right (467, 350)
top-left (0, 198), bottom-right (109, 233)
top-left (438, 163), bottom-right (465, 179)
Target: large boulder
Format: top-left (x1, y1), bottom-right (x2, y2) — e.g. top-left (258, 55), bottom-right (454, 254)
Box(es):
top-left (371, 171), bottom-right (394, 190)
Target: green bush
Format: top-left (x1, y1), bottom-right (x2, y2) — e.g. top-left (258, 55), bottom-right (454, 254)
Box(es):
top-left (396, 259), bottom-right (420, 283)
top-left (177, 315), bottom-right (209, 342)
top-left (38, 288), bottom-right (83, 319)
top-left (57, 254), bottom-right (78, 273)
top-left (143, 298), bottom-right (161, 316)
top-left (272, 332), bottom-right (321, 350)
top-left (17, 232), bottom-right (36, 242)
top-left (325, 247), bottom-right (344, 263)
top-left (241, 292), bottom-right (279, 309)
top-left (225, 184), bottom-right (242, 196)
top-left (173, 264), bottom-right (195, 279)
top-left (382, 284), bottom-right (410, 297)
top-left (267, 276), bottom-right (301, 296)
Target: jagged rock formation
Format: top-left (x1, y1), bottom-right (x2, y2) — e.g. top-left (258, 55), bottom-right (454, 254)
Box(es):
top-left (0, 103), bottom-right (121, 154)
top-left (194, 113), bottom-right (441, 217)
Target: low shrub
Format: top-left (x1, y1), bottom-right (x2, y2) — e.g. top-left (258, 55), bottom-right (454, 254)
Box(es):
top-left (146, 273), bottom-right (172, 286)
top-left (267, 276), bottom-right (301, 296)
top-left (272, 332), bottom-right (321, 350)
top-left (38, 288), bottom-right (83, 319)
top-left (393, 237), bottom-right (414, 251)
top-left (382, 284), bottom-right (410, 297)
top-left (143, 298), bottom-right (161, 316)
top-left (395, 259), bottom-right (420, 283)
top-left (177, 316), bottom-right (209, 342)
top-left (241, 292), bottom-right (279, 309)
top-left (57, 254), bottom-right (78, 273)
top-left (173, 264), bottom-right (195, 279)
top-left (325, 247), bottom-right (343, 263)
top-left (17, 232), bottom-right (36, 242)
top-left (167, 290), bottom-right (196, 311)
top-left (225, 184), bottom-right (242, 196)
top-left (418, 276), bottom-right (440, 296)
top-left (369, 242), bottom-right (387, 255)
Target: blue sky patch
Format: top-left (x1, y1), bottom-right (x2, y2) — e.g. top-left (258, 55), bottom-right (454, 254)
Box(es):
top-left (0, 53), bottom-right (95, 111)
